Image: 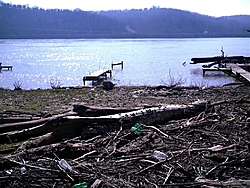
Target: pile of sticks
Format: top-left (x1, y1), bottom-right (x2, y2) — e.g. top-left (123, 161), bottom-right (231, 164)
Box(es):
top-left (1, 96), bottom-right (250, 187)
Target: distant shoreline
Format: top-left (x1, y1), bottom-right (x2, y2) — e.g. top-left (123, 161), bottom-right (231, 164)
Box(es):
top-left (1, 33), bottom-right (250, 39)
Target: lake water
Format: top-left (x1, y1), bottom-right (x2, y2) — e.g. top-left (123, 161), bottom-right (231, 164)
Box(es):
top-left (0, 38), bottom-right (249, 90)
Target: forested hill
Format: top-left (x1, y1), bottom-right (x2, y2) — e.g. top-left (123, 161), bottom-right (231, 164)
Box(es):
top-left (0, 2), bottom-right (127, 39)
top-left (99, 9), bottom-right (250, 38)
top-left (0, 1), bottom-right (249, 39)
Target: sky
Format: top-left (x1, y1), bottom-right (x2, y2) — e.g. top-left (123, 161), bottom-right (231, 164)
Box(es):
top-left (2, 0), bottom-right (250, 17)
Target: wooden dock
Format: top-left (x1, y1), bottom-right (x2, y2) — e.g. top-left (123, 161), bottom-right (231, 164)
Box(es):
top-left (202, 67), bottom-right (231, 75)
top-left (83, 69), bottom-right (112, 85)
top-left (191, 56), bottom-right (250, 64)
top-left (191, 55), bottom-right (250, 84)
top-left (203, 64), bottom-right (250, 83)
top-left (0, 62), bottom-right (12, 71)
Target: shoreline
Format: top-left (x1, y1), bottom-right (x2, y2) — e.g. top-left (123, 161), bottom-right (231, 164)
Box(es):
top-left (2, 33), bottom-right (250, 40)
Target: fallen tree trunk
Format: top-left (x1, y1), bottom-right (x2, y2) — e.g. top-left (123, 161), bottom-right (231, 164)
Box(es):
top-left (73, 104), bottom-right (142, 117)
top-left (15, 132), bottom-right (53, 151)
top-left (0, 111), bottom-right (77, 133)
top-left (0, 100), bottom-right (208, 144)
top-left (0, 105), bottom-right (140, 132)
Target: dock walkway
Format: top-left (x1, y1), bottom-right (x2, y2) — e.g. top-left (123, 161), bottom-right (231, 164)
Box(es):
top-left (227, 63), bottom-right (250, 83)
top-left (0, 62), bottom-right (12, 71)
top-left (83, 69), bottom-right (112, 85)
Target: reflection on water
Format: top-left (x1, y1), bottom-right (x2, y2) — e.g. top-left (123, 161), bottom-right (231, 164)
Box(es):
top-left (0, 38), bottom-right (249, 89)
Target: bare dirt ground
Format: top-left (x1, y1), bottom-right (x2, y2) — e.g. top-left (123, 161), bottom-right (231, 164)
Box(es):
top-left (0, 85), bottom-right (250, 187)
top-left (0, 85), bottom-right (241, 115)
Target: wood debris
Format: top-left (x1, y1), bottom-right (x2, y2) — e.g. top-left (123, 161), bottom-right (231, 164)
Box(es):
top-left (0, 86), bottom-right (250, 187)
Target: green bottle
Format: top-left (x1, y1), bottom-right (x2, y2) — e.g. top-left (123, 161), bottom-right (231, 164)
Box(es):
top-left (73, 182), bottom-right (88, 188)
top-left (131, 123), bottom-right (143, 134)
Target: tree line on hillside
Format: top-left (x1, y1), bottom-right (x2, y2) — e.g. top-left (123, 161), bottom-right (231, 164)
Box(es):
top-left (0, 2), bottom-right (127, 38)
top-left (99, 8), bottom-right (250, 37)
top-left (0, 1), bottom-right (249, 39)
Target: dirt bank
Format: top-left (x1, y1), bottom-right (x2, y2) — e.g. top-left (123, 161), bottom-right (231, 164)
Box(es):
top-left (0, 85), bottom-right (243, 115)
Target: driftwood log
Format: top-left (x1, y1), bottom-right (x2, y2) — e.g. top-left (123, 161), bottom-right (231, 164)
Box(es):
top-left (0, 100), bottom-right (208, 144)
top-left (0, 105), bottom-right (141, 132)
top-left (0, 112), bottom-right (76, 133)
top-left (72, 104), bottom-right (142, 117)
